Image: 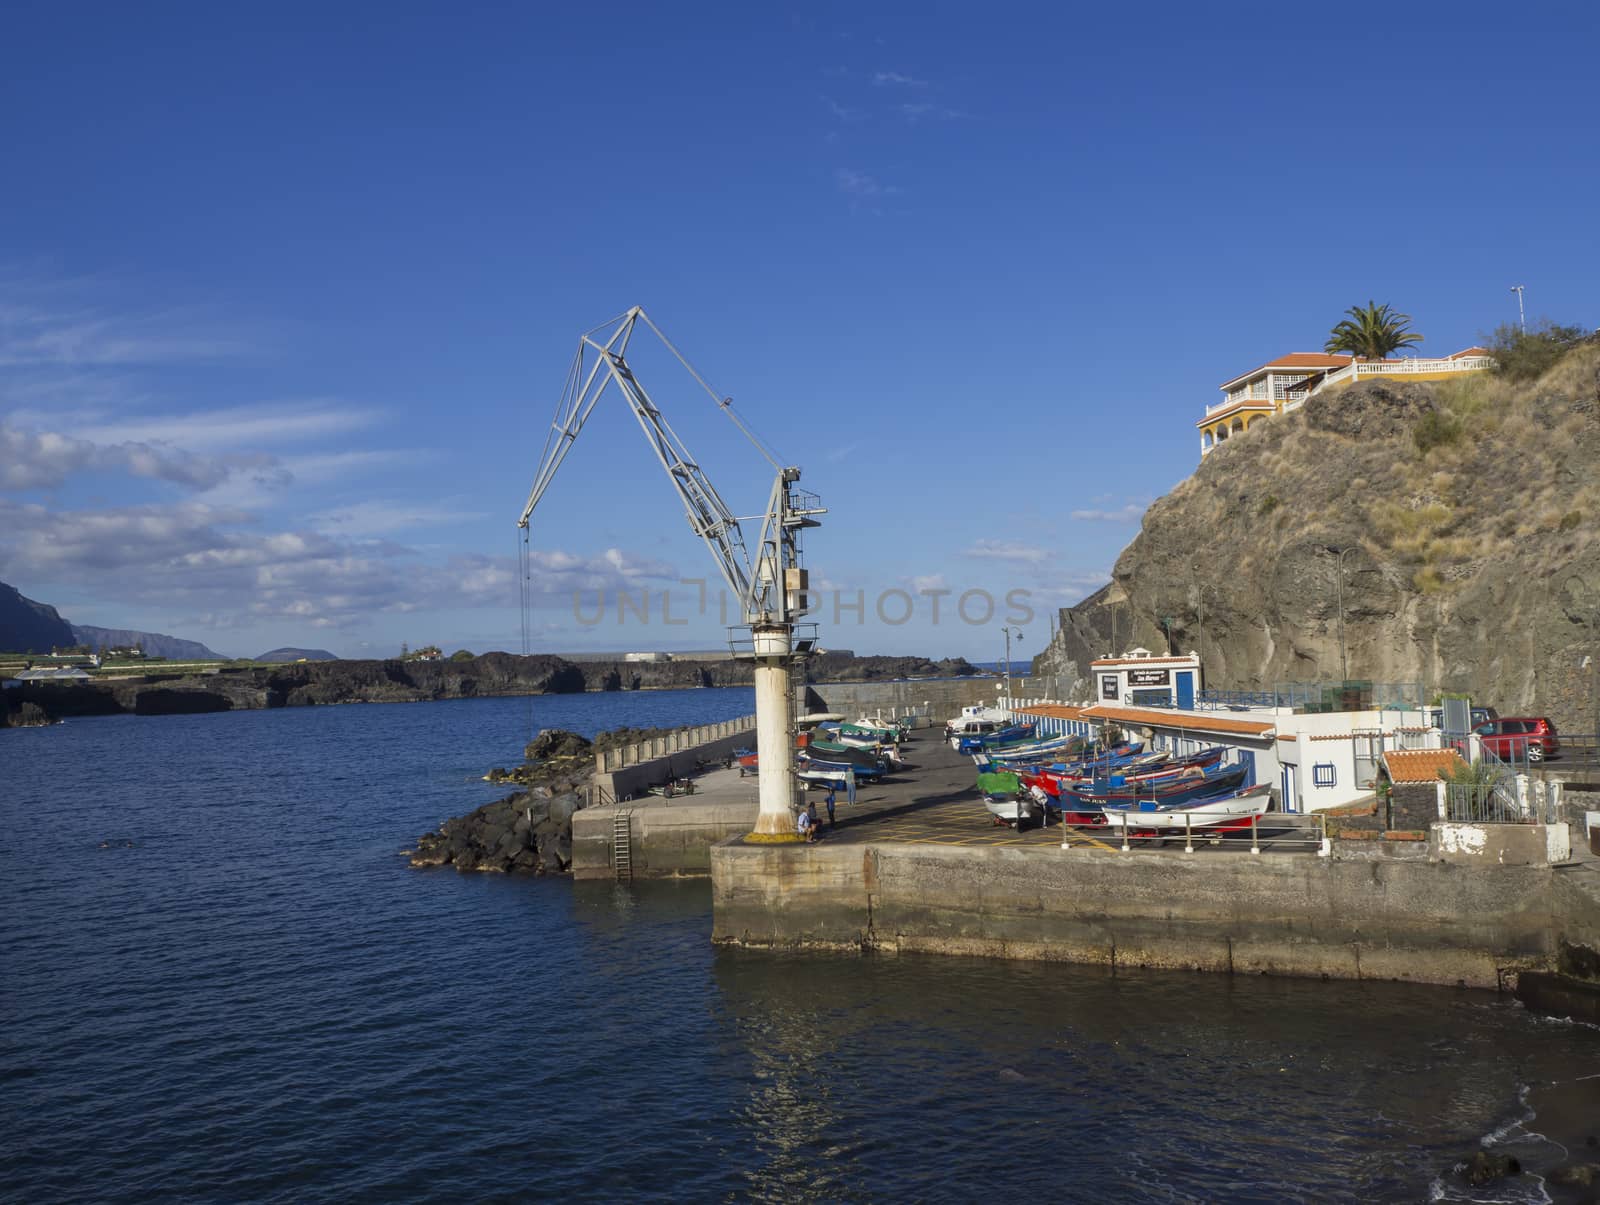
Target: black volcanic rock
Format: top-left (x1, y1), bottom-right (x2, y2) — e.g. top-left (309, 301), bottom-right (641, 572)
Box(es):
top-left (0, 581), bottom-right (75, 654)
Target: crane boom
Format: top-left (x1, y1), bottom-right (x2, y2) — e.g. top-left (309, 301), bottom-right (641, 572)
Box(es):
top-left (517, 307), bottom-right (824, 839)
top-left (518, 307), bottom-right (813, 624)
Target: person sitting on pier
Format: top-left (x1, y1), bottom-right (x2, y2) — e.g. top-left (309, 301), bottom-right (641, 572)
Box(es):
top-left (797, 806), bottom-right (813, 841)
top-left (805, 800), bottom-right (821, 841)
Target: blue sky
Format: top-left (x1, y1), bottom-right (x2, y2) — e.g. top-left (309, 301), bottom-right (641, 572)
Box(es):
top-left (2, 1), bottom-right (1595, 660)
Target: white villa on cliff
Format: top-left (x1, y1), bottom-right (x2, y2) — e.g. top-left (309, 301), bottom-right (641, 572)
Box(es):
top-left (1197, 346), bottom-right (1493, 456)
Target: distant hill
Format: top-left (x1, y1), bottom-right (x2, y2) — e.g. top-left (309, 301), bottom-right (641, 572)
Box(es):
top-left (0, 581), bottom-right (76, 653)
top-left (72, 625), bottom-right (226, 661)
top-left (256, 647), bottom-right (339, 663)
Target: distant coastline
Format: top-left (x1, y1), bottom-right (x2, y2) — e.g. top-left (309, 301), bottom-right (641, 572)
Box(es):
top-left (1, 650), bottom-right (981, 726)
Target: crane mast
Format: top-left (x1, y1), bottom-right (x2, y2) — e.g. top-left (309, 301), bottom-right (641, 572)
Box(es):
top-left (518, 307), bottom-right (824, 837)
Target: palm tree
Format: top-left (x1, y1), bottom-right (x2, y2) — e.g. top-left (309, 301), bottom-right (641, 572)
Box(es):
top-left (1324, 301), bottom-right (1424, 360)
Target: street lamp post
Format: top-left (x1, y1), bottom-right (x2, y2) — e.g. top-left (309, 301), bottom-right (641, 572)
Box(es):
top-left (1336, 547), bottom-right (1356, 684)
top-left (1001, 625), bottom-right (1023, 704)
top-left (1511, 284), bottom-right (1526, 333)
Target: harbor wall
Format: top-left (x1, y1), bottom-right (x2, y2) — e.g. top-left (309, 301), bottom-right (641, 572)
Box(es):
top-left (710, 841), bottom-right (1584, 989)
top-left (596, 724), bottom-right (756, 801)
top-left (799, 678), bottom-right (1005, 721)
top-left (573, 799), bottom-right (756, 881)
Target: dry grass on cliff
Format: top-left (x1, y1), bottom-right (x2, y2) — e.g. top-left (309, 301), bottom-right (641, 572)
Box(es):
top-left (1377, 342), bottom-right (1600, 583)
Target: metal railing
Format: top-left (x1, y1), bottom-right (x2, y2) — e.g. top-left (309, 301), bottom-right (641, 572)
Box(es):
top-left (1195, 681), bottom-right (1426, 714)
top-left (1071, 812), bottom-right (1327, 855)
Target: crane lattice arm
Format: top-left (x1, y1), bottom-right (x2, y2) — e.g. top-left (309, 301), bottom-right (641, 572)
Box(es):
top-left (517, 307), bottom-right (821, 629)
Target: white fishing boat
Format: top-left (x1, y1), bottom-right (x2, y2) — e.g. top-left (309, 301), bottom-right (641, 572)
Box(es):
top-left (1101, 784), bottom-right (1273, 833)
top-left (983, 793), bottom-right (1041, 826)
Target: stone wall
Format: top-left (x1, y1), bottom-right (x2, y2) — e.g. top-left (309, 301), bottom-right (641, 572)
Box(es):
top-left (711, 841), bottom-right (1573, 989)
top-left (799, 677), bottom-right (1003, 721)
top-left (574, 799), bottom-right (757, 880)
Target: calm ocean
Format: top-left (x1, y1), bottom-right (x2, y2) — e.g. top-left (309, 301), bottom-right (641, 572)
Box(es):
top-left (2, 689), bottom-right (1595, 1203)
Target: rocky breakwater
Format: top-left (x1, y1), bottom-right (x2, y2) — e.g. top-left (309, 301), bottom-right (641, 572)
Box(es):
top-left (408, 729), bottom-right (595, 874)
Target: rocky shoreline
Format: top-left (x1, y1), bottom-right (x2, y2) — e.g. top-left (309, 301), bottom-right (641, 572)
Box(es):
top-left (408, 729), bottom-right (601, 874)
top-left (1, 650), bottom-right (978, 727)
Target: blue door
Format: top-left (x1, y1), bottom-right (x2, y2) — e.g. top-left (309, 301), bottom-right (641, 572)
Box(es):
top-left (1176, 671), bottom-right (1194, 710)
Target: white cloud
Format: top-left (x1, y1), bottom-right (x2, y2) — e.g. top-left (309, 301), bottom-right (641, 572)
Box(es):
top-left (962, 539), bottom-right (1050, 564)
top-left (309, 499), bottom-right (487, 538)
top-left (872, 71), bottom-right (927, 87)
top-left (79, 401), bottom-right (380, 451)
top-left (0, 284), bottom-right (250, 368)
top-left (835, 168), bottom-right (899, 198)
top-left (1069, 503), bottom-right (1148, 523)
top-left (0, 498), bottom-right (680, 631)
top-left (898, 102), bottom-right (967, 123)
top-left (0, 419), bottom-right (271, 491)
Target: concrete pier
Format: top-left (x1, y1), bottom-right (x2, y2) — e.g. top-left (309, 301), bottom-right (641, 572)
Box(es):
top-left (708, 733), bottom-right (1600, 992)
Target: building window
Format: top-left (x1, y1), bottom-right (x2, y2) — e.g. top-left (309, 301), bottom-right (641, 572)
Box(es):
top-left (1312, 762), bottom-right (1336, 788)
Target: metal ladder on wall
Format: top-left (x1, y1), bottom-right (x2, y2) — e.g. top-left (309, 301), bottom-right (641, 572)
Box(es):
top-left (612, 810), bottom-right (633, 883)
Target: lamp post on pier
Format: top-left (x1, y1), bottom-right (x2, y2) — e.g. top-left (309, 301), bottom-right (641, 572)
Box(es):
top-left (1001, 625), bottom-right (1023, 705)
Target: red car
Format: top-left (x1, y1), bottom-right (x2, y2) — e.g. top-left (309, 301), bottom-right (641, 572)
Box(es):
top-left (1474, 717), bottom-right (1561, 763)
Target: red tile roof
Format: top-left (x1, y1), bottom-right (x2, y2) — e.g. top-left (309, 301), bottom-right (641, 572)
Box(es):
top-left (1079, 704), bottom-right (1276, 738)
top-left (1090, 656), bottom-right (1199, 667)
top-left (1382, 748), bottom-right (1468, 784)
top-left (1017, 704), bottom-right (1087, 721)
top-left (1219, 353), bottom-right (1352, 390)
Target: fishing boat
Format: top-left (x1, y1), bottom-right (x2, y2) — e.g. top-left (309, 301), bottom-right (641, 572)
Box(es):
top-left (1101, 783), bottom-right (1273, 835)
top-left (798, 753), bottom-right (886, 781)
top-left (976, 770), bottom-right (1038, 827)
top-left (1058, 760), bottom-right (1250, 813)
top-left (804, 741), bottom-right (888, 772)
top-left (955, 723), bottom-right (1038, 755)
top-left (796, 712), bottom-right (844, 728)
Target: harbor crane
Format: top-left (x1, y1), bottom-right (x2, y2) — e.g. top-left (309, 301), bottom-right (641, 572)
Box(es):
top-left (517, 307), bottom-right (825, 837)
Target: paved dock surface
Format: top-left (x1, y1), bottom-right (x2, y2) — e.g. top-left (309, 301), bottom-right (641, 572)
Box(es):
top-left (786, 733), bottom-right (1318, 854)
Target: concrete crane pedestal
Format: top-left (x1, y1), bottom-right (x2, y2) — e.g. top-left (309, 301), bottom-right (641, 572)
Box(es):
top-left (751, 655), bottom-right (799, 837)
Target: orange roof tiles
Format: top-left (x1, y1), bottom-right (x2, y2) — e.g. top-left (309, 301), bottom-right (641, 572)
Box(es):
top-left (1017, 704), bottom-right (1087, 721)
top-left (1089, 656), bottom-right (1199, 667)
top-left (1219, 353), bottom-right (1351, 389)
top-left (1381, 748), bottom-right (1468, 783)
top-left (1079, 704), bottom-right (1276, 739)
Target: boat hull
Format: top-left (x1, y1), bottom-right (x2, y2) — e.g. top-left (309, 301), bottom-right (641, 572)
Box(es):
top-left (1102, 784), bottom-right (1274, 831)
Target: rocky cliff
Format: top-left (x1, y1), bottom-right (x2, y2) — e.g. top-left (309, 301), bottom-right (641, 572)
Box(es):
top-left (1034, 345), bottom-right (1600, 732)
top-left (0, 581), bottom-right (75, 653)
top-left (71, 624), bottom-right (225, 660)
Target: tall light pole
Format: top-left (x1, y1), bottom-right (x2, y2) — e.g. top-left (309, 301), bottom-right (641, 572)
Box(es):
top-left (1510, 284), bottom-right (1526, 333)
top-left (1001, 625), bottom-right (1023, 704)
top-left (1336, 547), bottom-right (1356, 684)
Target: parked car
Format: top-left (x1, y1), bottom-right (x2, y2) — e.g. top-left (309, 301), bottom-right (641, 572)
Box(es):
top-left (1429, 704), bottom-right (1498, 731)
top-left (1474, 717), bottom-right (1561, 763)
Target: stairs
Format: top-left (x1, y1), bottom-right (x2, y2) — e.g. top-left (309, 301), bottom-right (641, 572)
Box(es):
top-left (612, 810), bottom-right (633, 882)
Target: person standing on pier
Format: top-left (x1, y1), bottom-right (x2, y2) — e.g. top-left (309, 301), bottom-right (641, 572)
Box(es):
top-left (825, 786), bottom-right (836, 829)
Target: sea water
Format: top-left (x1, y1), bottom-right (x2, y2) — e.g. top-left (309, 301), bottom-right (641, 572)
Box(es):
top-left (2, 691), bottom-right (1596, 1203)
